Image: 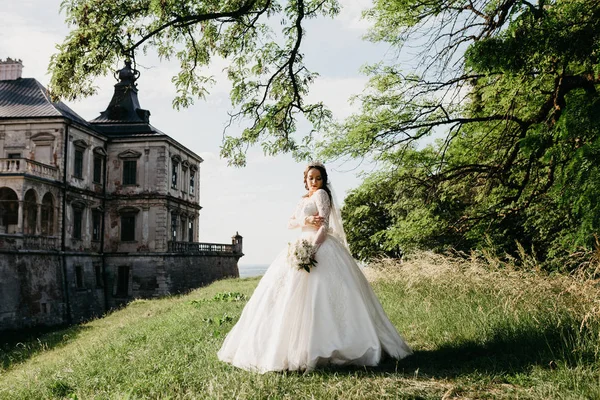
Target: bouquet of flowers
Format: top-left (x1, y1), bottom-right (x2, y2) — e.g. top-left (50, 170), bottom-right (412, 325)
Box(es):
top-left (287, 238), bottom-right (318, 273)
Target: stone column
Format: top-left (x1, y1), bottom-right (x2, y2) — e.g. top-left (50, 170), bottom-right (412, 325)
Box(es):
top-left (36, 202), bottom-right (42, 235)
top-left (142, 206), bottom-right (149, 247)
top-left (144, 148), bottom-right (150, 191)
top-left (16, 200), bottom-right (23, 234)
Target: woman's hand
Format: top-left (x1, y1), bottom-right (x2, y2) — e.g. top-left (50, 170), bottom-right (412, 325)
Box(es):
top-left (305, 213), bottom-right (324, 227)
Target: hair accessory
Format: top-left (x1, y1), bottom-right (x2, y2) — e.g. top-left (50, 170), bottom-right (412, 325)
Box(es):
top-left (307, 160), bottom-right (325, 168)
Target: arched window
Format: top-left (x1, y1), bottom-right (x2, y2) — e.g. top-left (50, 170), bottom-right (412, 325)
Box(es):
top-left (0, 187), bottom-right (19, 234)
top-left (41, 193), bottom-right (55, 236)
top-left (23, 189), bottom-right (38, 235)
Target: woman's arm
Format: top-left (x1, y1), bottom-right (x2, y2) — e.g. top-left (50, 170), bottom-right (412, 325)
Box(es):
top-left (312, 189), bottom-right (331, 251)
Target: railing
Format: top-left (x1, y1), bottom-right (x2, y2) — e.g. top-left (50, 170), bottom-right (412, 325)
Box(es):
top-left (168, 241), bottom-right (236, 254)
top-left (23, 235), bottom-right (59, 250)
top-left (0, 234), bottom-right (59, 251)
top-left (0, 158), bottom-right (59, 180)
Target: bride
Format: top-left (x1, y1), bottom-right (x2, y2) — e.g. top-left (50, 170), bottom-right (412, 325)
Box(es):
top-left (217, 162), bottom-right (412, 372)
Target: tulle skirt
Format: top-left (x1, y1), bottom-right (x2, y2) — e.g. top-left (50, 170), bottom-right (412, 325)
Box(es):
top-left (217, 232), bottom-right (413, 373)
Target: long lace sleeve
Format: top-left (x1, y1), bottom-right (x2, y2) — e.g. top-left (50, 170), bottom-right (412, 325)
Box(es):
top-left (287, 199), bottom-right (305, 229)
top-left (312, 189), bottom-right (331, 251)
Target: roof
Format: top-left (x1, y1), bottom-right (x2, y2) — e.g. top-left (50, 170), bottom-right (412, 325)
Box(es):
top-left (0, 78), bottom-right (89, 126)
top-left (92, 123), bottom-right (166, 137)
top-left (89, 61), bottom-right (161, 136)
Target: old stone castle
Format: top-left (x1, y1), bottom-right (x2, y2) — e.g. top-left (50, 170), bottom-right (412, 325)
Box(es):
top-left (0, 58), bottom-right (242, 331)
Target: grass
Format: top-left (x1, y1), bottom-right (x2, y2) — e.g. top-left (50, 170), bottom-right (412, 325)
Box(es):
top-left (1, 252), bottom-right (600, 399)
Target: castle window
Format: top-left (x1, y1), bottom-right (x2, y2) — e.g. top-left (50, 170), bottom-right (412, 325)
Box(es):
top-left (171, 161), bottom-right (178, 189)
top-left (41, 193), bottom-right (55, 236)
top-left (35, 145), bottom-right (51, 165)
top-left (75, 265), bottom-right (84, 289)
top-left (189, 172), bottom-right (195, 196)
top-left (74, 148), bottom-right (84, 179)
top-left (92, 210), bottom-right (102, 241)
top-left (0, 187), bottom-right (19, 234)
top-left (72, 208), bottom-right (83, 240)
top-left (116, 265), bottom-right (129, 297)
top-left (93, 155), bottom-right (103, 183)
top-left (7, 153), bottom-right (20, 159)
top-left (23, 189), bottom-right (37, 235)
top-left (120, 214), bottom-right (136, 241)
top-left (95, 264), bottom-right (103, 288)
top-left (123, 160), bottom-right (137, 185)
top-left (188, 218), bottom-right (194, 242)
top-left (179, 216), bottom-right (186, 241)
top-left (171, 212), bottom-right (178, 241)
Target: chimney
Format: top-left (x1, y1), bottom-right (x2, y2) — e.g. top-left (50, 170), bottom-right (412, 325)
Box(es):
top-left (0, 58), bottom-right (23, 80)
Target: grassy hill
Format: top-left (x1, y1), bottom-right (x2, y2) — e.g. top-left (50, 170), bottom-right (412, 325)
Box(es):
top-left (1, 253), bottom-right (599, 399)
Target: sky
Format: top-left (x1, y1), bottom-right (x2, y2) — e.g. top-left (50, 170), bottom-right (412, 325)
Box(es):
top-left (0, 0), bottom-right (391, 265)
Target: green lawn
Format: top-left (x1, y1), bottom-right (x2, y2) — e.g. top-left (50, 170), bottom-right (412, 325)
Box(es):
top-left (1, 253), bottom-right (599, 399)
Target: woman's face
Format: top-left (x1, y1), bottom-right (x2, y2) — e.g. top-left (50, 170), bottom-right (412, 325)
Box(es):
top-left (306, 168), bottom-right (323, 192)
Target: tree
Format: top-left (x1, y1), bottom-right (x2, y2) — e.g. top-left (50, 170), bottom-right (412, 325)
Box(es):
top-left (50, 0), bottom-right (339, 166)
top-left (51, 0), bottom-right (600, 263)
top-left (324, 0), bottom-right (600, 264)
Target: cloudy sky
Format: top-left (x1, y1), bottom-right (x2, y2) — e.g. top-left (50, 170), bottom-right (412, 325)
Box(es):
top-left (0, 0), bottom-right (392, 265)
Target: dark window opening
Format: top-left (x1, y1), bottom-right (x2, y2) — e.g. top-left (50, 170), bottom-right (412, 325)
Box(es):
top-left (92, 210), bottom-right (102, 242)
top-left (120, 214), bottom-right (136, 241)
top-left (123, 160), bottom-right (137, 185)
top-left (180, 216), bottom-right (187, 241)
top-left (24, 190), bottom-right (37, 235)
top-left (116, 266), bottom-right (130, 297)
top-left (41, 194), bottom-right (54, 236)
top-left (93, 155), bottom-right (103, 183)
top-left (189, 172), bottom-right (195, 196)
top-left (188, 219), bottom-right (194, 243)
top-left (171, 212), bottom-right (178, 241)
top-left (171, 162), bottom-right (178, 189)
top-left (0, 187), bottom-right (19, 233)
top-left (75, 265), bottom-right (84, 289)
top-left (74, 149), bottom-right (83, 178)
top-left (7, 153), bottom-right (20, 159)
top-left (95, 264), bottom-right (103, 288)
top-left (73, 208), bottom-right (83, 240)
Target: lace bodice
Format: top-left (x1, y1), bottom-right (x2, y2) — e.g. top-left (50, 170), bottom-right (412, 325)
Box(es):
top-left (288, 189), bottom-right (331, 250)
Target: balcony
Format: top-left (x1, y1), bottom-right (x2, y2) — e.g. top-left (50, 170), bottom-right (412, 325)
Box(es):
top-left (0, 158), bottom-right (59, 181)
top-left (0, 234), bottom-right (59, 251)
top-left (167, 241), bottom-right (238, 254)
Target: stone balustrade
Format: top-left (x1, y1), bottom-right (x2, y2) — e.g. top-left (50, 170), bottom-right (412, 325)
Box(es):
top-left (0, 158), bottom-right (59, 180)
top-left (0, 234), bottom-right (59, 251)
top-left (167, 241), bottom-right (236, 254)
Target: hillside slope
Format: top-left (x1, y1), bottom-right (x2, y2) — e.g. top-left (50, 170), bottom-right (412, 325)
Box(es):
top-left (1, 254), bottom-right (599, 399)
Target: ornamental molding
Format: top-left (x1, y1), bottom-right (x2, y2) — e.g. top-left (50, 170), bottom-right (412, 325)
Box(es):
top-left (118, 150), bottom-right (142, 159)
top-left (72, 139), bottom-right (89, 149)
top-left (93, 146), bottom-right (107, 156)
top-left (31, 132), bottom-right (56, 142)
top-left (118, 206), bottom-right (140, 215)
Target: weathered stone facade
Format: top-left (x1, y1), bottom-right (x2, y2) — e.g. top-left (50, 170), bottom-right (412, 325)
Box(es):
top-left (0, 59), bottom-right (242, 332)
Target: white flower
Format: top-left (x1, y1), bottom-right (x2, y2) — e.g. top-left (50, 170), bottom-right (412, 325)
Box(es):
top-left (287, 239), bottom-right (318, 273)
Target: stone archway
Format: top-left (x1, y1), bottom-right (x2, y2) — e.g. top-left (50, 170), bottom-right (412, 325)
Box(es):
top-left (0, 187), bottom-right (18, 234)
top-left (41, 192), bottom-right (55, 236)
top-left (23, 189), bottom-right (38, 235)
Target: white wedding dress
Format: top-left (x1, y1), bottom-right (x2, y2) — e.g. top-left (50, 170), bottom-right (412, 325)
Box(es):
top-left (217, 189), bottom-right (412, 373)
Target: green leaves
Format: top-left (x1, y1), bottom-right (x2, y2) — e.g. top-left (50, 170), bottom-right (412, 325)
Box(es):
top-left (330, 0), bottom-right (600, 267)
top-left (50, 0), bottom-right (339, 166)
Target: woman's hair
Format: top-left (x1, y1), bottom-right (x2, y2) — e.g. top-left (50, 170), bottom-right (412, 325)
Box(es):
top-left (303, 164), bottom-right (332, 202)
